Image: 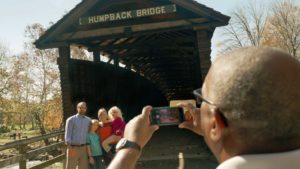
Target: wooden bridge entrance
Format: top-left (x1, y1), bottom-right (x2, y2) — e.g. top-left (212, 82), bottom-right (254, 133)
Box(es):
top-left (35, 0), bottom-right (229, 168)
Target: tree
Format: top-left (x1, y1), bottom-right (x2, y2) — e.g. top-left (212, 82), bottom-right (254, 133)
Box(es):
top-left (220, 0), bottom-right (300, 60)
top-left (262, 0), bottom-right (300, 58)
top-left (9, 53), bottom-right (35, 129)
top-left (24, 23), bottom-right (61, 137)
top-left (0, 43), bottom-right (12, 97)
top-left (1, 22), bottom-right (90, 133)
top-left (44, 97), bottom-right (63, 130)
top-left (0, 43), bottom-right (16, 128)
top-left (221, 0), bottom-right (268, 51)
top-left (71, 45), bottom-right (92, 60)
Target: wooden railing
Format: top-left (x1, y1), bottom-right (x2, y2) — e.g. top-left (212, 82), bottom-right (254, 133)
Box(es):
top-left (0, 131), bottom-right (65, 169)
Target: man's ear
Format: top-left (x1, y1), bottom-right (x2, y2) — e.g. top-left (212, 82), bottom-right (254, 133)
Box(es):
top-left (209, 108), bottom-right (227, 142)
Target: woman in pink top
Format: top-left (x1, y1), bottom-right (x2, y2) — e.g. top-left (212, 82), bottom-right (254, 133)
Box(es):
top-left (102, 106), bottom-right (126, 153)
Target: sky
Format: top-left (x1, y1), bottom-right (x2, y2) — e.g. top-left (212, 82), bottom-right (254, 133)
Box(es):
top-left (0, 0), bottom-right (298, 56)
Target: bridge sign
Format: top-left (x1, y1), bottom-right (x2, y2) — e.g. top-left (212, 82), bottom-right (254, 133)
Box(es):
top-left (79, 4), bottom-right (177, 25)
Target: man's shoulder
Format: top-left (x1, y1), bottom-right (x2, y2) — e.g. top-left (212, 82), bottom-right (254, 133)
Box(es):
top-left (66, 114), bottom-right (77, 121)
top-left (83, 116), bottom-right (91, 121)
top-left (66, 114), bottom-right (91, 122)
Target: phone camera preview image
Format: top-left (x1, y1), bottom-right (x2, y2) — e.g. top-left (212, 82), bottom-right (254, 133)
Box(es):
top-left (150, 107), bottom-right (185, 126)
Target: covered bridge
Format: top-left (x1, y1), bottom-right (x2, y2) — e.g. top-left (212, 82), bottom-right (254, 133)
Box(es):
top-left (35, 0), bottom-right (229, 168)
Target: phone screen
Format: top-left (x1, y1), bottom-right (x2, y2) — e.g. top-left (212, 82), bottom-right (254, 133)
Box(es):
top-left (150, 107), bottom-right (184, 126)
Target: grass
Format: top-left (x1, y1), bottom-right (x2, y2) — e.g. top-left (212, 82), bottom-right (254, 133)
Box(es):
top-left (1, 126), bottom-right (65, 169)
top-left (0, 129), bottom-right (40, 144)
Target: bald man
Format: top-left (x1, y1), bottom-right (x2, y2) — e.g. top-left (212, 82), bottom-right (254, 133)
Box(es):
top-left (107, 47), bottom-right (300, 169)
top-left (65, 102), bottom-right (91, 169)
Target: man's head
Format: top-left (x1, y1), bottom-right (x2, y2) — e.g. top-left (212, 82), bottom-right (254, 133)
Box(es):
top-left (77, 102), bottom-right (87, 115)
top-left (200, 47), bottom-right (300, 162)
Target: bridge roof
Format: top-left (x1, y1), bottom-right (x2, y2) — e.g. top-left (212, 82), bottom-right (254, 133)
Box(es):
top-left (35, 0), bottom-right (229, 100)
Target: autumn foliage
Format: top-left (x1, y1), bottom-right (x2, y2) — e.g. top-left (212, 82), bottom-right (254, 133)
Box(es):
top-left (44, 97), bottom-right (63, 130)
top-left (222, 0), bottom-right (300, 59)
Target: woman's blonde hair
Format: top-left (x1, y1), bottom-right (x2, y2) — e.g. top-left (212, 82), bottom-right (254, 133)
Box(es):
top-left (98, 108), bottom-right (108, 119)
top-left (89, 119), bottom-right (99, 131)
top-left (108, 106), bottom-right (123, 120)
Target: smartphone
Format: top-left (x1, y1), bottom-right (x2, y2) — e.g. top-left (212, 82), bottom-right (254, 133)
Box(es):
top-left (150, 107), bottom-right (185, 126)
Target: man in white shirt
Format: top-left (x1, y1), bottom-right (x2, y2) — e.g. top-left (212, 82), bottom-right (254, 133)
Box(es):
top-left (107, 47), bottom-right (300, 169)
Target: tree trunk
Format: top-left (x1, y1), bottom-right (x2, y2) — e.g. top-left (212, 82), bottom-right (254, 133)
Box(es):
top-left (23, 117), bottom-right (26, 129)
top-left (19, 113), bottom-right (22, 129)
top-left (34, 111), bottom-right (50, 145)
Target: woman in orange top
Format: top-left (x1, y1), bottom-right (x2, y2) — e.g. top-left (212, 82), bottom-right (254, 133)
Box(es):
top-left (97, 108), bottom-right (113, 143)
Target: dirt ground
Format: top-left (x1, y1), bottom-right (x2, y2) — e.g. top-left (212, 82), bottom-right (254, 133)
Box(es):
top-left (136, 158), bottom-right (218, 169)
top-left (135, 126), bottom-right (218, 169)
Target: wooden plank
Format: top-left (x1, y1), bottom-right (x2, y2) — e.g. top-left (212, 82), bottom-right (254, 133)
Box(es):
top-left (119, 50), bottom-right (193, 60)
top-left (35, 41), bottom-right (69, 49)
top-left (19, 145), bottom-right (27, 169)
top-left (196, 30), bottom-right (212, 83)
top-left (93, 50), bottom-right (100, 62)
top-left (91, 39), bottom-right (194, 51)
top-left (29, 154), bottom-right (65, 169)
top-left (0, 131), bottom-right (64, 151)
top-left (130, 57), bottom-right (194, 64)
top-left (26, 142), bottom-right (65, 159)
top-left (58, 46), bottom-right (74, 121)
top-left (56, 18), bottom-right (208, 41)
top-left (91, 37), bottom-right (194, 50)
top-left (79, 4), bottom-right (177, 26)
top-left (0, 155), bottom-right (22, 168)
top-left (42, 27), bottom-right (190, 49)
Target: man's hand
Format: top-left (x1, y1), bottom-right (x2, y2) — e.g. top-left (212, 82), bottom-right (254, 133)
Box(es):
top-left (124, 106), bottom-right (159, 148)
top-left (177, 102), bottom-right (203, 136)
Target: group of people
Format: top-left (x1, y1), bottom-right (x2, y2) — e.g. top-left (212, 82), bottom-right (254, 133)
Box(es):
top-left (65, 103), bottom-right (126, 169)
top-left (65, 47), bottom-right (300, 169)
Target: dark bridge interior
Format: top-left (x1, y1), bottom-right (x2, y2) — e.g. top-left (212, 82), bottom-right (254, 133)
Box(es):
top-left (70, 59), bottom-right (168, 120)
top-left (88, 29), bottom-right (200, 101)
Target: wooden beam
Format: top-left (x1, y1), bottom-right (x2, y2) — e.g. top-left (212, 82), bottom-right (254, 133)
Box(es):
top-left (36, 42), bottom-right (70, 49)
top-left (90, 37), bottom-right (194, 51)
top-left (29, 154), bottom-right (65, 169)
top-left (58, 47), bottom-right (74, 122)
top-left (196, 30), bottom-right (213, 85)
top-left (119, 49), bottom-right (193, 60)
top-left (27, 142), bottom-right (65, 159)
top-left (105, 42), bottom-right (195, 52)
top-left (114, 55), bottom-right (119, 66)
top-left (0, 155), bottom-right (22, 168)
top-left (0, 131), bottom-right (64, 151)
top-left (93, 50), bottom-right (100, 62)
top-left (56, 18), bottom-right (209, 41)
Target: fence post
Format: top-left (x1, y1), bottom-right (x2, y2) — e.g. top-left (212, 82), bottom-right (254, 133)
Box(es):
top-left (19, 145), bottom-right (27, 169)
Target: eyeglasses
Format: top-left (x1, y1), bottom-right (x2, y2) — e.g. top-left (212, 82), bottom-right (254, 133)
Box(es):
top-left (193, 88), bottom-right (228, 126)
top-left (193, 88), bottom-right (217, 106)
